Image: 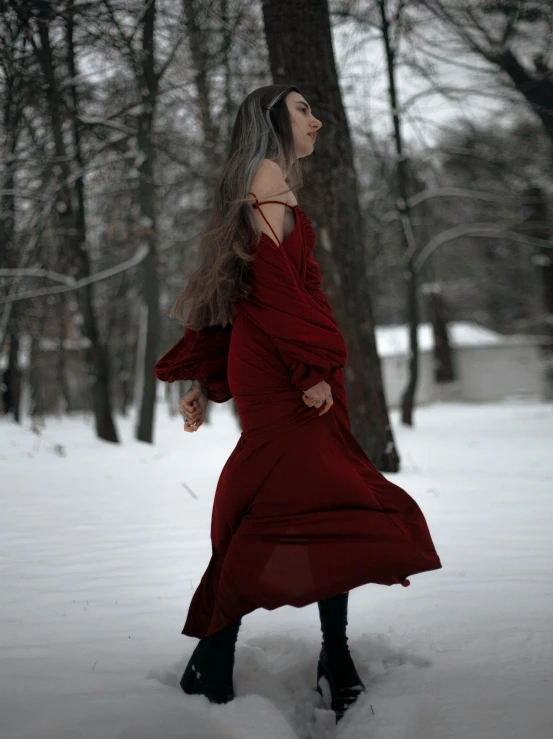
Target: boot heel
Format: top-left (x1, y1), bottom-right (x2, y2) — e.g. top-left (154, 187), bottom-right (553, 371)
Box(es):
top-left (317, 648), bottom-right (364, 722)
top-left (317, 658), bottom-right (329, 686)
top-left (316, 658), bottom-right (332, 700)
top-left (179, 645), bottom-right (199, 694)
top-left (179, 666), bottom-right (193, 693)
top-left (179, 621), bottom-right (241, 704)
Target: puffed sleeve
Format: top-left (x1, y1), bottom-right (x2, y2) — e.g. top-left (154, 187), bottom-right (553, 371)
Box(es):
top-left (237, 235), bottom-right (347, 393)
top-left (155, 322), bottom-right (232, 403)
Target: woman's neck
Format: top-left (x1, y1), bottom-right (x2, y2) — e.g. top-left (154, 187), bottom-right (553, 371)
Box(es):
top-left (275, 155), bottom-right (289, 179)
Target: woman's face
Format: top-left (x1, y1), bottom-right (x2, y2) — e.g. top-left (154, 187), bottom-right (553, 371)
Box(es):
top-left (285, 92), bottom-right (322, 158)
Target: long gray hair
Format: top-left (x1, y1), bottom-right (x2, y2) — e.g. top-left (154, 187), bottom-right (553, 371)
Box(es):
top-left (171, 84), bottom-right (304, 329)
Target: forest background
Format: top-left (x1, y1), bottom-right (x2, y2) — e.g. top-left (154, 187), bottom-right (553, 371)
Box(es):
top-left (1, 0), bottom-right (552, 470)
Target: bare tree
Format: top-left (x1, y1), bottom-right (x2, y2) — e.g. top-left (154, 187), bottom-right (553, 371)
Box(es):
top-left (20, 2), bottom-right (119, 442)
top-left (100, 0), bottom-right (184, 442)
top-left (182, 0), bottom-right (219, 185)
top-left (133, 0), bottom-right (162, 443)
top-left (376, 0), bottom-right (423, 426)
top-left (0, 9), bottom-right (26, 420)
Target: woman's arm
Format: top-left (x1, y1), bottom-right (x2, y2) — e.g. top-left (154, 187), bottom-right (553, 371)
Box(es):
top-left (155, 323), bottom-right (232, 403)
top-left (190, 379), bottom-right (208, 395)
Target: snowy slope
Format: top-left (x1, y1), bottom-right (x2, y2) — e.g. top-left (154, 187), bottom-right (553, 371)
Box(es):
top-left (1, 401), bottom-right (552, 739)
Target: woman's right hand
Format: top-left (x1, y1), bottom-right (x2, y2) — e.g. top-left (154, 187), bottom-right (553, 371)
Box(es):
top-left (302, 380), bottom-right (333, 416)
top-left (180, 381), bottom-right (208, 432)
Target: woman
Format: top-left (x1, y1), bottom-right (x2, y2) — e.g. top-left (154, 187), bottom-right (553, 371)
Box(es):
top-left (155, 84), bottom-right (442, 722)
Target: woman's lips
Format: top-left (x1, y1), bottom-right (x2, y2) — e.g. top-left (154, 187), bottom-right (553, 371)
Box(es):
top-left (308, 133), bottom-right (317, 141)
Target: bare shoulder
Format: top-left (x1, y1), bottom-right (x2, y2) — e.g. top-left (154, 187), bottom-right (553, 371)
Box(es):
top-left (248, 159), bottom-right (294, 206)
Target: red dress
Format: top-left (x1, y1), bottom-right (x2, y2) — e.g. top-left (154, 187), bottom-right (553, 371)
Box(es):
top-left (155, 196), bottom-right (442, 638)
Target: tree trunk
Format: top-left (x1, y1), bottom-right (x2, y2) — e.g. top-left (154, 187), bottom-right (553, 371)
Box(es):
top-left (522, 185), bottom-right (553, 392)
top-left (522, 187), bottom-right (553, 333)
top-left (57, 299), bottom-right (71, 414)
top-left (5, 331), bottom-right (21, 420)
top-left (1, 161), bottom-right (22, 421)
top-left (261, 0), bottom-right (399, 470)
top-left (378, 0), bottom-right (419, 427)
top-left (183, 0), bottom-right (219, 184)
top-left (0, 22), bottom-right (21, 421)
top-left (135, 0), bottom-right (161, 443)
top-left (426, 288), bottom-right (455, 383)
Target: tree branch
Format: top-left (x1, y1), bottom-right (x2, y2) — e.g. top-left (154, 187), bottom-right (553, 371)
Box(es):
top-left (0, 245), bottom-right (149, 304)
top-left (415, 223), bottom-right (553, 272)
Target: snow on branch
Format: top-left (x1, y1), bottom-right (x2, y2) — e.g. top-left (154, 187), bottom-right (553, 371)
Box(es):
top-left (0, 268), bottom-right (77, 285)
top-left (0, 245), bottom-right (149, 305)
top-left (414, 223), bottom-right (553, 271)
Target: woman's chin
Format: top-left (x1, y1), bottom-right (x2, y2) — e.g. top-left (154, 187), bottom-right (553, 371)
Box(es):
top-left (298, 144), bottom-right (315, 158)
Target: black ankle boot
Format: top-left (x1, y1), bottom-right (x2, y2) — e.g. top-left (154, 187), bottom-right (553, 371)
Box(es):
top-left (316, 592), bottom-right (365, 721)
top-left (180, 619), bottom-right (241, 704)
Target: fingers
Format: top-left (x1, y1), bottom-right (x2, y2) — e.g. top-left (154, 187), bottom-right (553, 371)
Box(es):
top-left (302, 392), bottom-right (333, 415)
top-left (181, 398), bottom-right (204, 432)
top-left (302, 394), bottom-right (324, 407)
top-left (180, 399), bottom-right (200, 415)
top-left (318, 396), bottom-right (333, 416)
top-left (183, 419), bottom-right (203, 433)
top-left (183, 412), bottom-right (203, 432)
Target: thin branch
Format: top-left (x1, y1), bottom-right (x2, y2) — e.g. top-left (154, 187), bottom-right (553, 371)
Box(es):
top-left (156, 30), bottom-right (184, 82)
top-left (0, 267), bottom-right (76, 284)
top-left (0, 245), bottom-right (149, 304)
top-left (418, 0), bottom-right (492, 60)
top-left (76, 116), bottom-right (136, 135)
top-left (499, 0), bottom-right (522, 50)
top-left (100, 0), bottom-right (140, 77)
top-left (128, 0), bottom-right (156, 46)
top-left (380, 186), bottom-right (534, 224)
top-left (415, 223), bottom-right (553, 272)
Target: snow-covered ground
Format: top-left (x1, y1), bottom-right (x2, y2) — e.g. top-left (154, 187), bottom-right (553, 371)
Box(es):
top-left (1, 401), bottom-right (552, 739)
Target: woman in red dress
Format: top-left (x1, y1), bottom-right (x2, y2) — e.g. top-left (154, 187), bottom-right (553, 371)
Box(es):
top-left (155, 85), bottom-right (442, 721)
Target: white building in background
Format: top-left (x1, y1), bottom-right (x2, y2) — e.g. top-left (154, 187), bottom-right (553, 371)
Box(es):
top-left (376, 322), bottom-right (549, 408)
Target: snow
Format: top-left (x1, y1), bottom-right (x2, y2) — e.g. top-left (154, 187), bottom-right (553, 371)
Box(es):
top-left (375, 321), bottom-right (538, 358)
top-left (1, 401), bottom-right (552, 739)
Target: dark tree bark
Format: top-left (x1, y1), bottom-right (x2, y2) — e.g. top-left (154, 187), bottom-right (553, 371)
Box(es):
top-left (522, 186), bottom-right (553, 333)
top-left (183, 0), bottom-right (219, 183)
top-left (0, 10), bottom-right (24, 420)
top-left (4, 331), bottom-right (21, 419)
top-left (522, 185), bottom-right (553, 390)
top-left (426, 289), bottom-right (455, 383)
top-left (1, 131), bottom-right (22, 422)
top-left (27, 6), bottom-right (119, 441)
top-left (261, 0), bottom-right (399, 470)
top-left (135, 0), bottom-right (161, 443)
